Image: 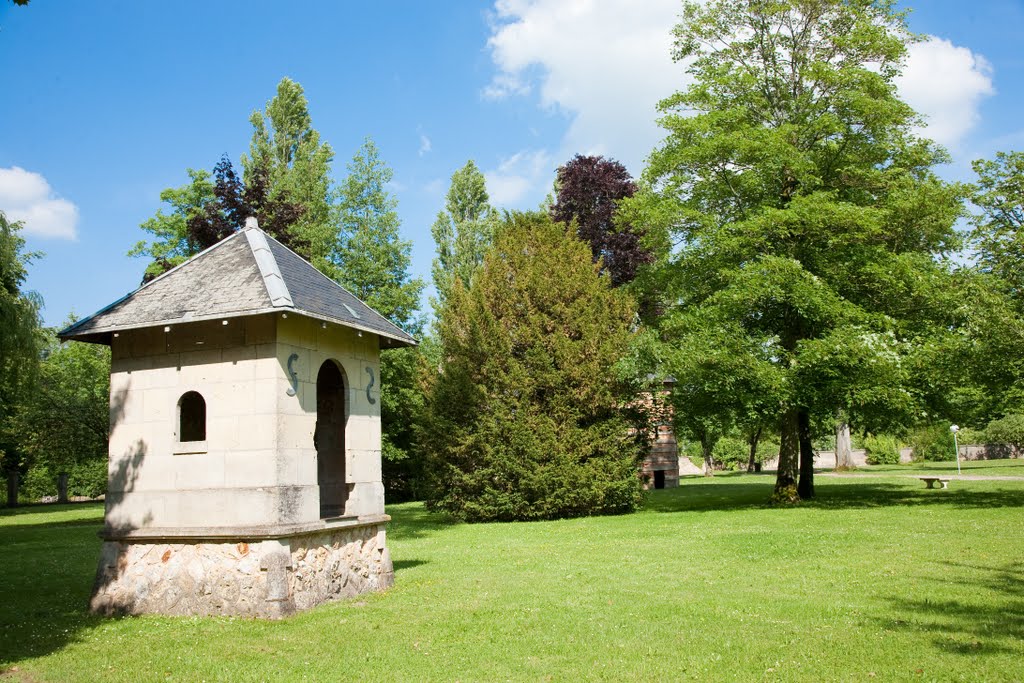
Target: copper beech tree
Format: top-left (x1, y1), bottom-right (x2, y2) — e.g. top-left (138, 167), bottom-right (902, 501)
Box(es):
top-left (551, 154), bottom-right (651, 288)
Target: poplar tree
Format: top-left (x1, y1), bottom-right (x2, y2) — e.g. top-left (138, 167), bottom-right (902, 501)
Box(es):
top-left (241, 77), bottom-right (335, 274)
top-left (420, 212), bottom-right (643, 521)
top-left (334, 137), bottom-right (422, 329)
top-left (334, 138), bottom-right (426, 496)
top-left (429, 160), bottom-right (497, 312)
top-left (635, 0), bottom-right (962, 501)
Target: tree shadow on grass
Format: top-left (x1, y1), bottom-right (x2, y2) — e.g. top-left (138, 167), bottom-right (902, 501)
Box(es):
top-left (385, 502), bottom-right (461, 542)
top-left (392, 559), bottom-right (428, 572)
top-left (0, 510), bottom-right (111, 673)
top-left (878, 561), bottom-right (1024, 656)
top-left (643, 475), bottom-right (1024, 514)
top-left (0, 501), bottom-right (104, 531)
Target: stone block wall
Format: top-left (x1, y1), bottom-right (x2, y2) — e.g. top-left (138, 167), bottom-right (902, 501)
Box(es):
top-left (105, 312), bottom-right (385, 532)
top-left (90, 522), bottom-right (393, 619)
top-left (275, 314), bottom-right (383, 519)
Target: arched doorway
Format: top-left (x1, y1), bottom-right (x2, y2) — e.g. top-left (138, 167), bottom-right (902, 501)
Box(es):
top-left (315, 360), bottom-right (347, 518)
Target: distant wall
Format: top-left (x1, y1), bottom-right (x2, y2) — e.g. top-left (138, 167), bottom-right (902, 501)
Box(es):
top-left (761, 444), bottom-right (1018, 470)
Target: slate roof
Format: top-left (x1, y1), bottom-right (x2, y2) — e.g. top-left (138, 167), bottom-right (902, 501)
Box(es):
top-left (60, 223), bottom-right (417, 348)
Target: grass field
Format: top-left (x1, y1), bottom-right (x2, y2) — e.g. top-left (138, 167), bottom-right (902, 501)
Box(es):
top-left (1, 461), bottom-right (1022, 682)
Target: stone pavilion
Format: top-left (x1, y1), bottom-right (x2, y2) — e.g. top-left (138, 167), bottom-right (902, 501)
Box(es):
top-left (60, 219), bottom-right (416, 618)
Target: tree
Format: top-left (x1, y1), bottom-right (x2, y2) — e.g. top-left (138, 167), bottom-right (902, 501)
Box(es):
top-left (834, 412), bottom-right (853, 470)
top-left (653, 310), bottom-right (786, 475)
top-left (634, 0), bottom-right (963, 501)
top-left (971, 151), bottom-right (1024, 306)
top-left (333, 137), bottom-right (426, 500)
top-left (551, 155), bottom-right (651, 287)
top-left (129, 168), bottom-right (217, 281)
top-left (334, 137), bottom-right (423, 329)
top-left (241, 77), bottom-right (335, 272)
top-left (10, 323), bottom-right (110, 502)
top-left (420, 212), bottom-right (643, 521)
top-left (132, 78), bottom-right (334, 280)
top-left (0, 212), bottom-right (43, 506)
top-left (430, 160), bottom-right (498, 312)
top-left (909, 270), bottom-right (1024, 426)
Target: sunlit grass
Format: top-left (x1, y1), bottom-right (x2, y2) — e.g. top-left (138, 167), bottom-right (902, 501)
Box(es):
top-left (2, 470), bottom-right (1022, 682)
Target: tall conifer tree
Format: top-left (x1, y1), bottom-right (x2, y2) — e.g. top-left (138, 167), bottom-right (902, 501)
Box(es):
top-left (421, 212), bottom-right (643, 521)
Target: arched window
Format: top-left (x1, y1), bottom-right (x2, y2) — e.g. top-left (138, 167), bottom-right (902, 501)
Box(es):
top-left (177, 391), bottom-right (206, 443)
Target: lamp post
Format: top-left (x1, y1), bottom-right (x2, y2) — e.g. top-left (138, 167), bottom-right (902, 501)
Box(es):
top-left (950, 424), bottom-right (961, 475)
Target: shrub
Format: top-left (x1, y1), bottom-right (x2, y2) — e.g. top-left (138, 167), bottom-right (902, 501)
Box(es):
top-left (984, 414), bottom-right (1024, 452)
top-left (69, 458), bottom-right (107, 498)
top-left (18, 459), bottom-right (107, 502)
top-left (20, 465), bottom-right (56, 501)
top-left (712, 437), bottom-right (748, 470)
top-left (420, 212), bottom-right (643, 521)
top-left (863, 434), bottom-right (901, 465)
top-left (756, 437), bottom-right (779, 463)
top-left (957, 427), bottom-right (985, 445)
top-left (908, 424), bottom-right (956, 462)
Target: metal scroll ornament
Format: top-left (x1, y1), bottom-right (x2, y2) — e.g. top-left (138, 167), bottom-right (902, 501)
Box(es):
top-left (365, 366), bottom-right (376, 405)
top-left (286, 353), bottom-right (299, 396)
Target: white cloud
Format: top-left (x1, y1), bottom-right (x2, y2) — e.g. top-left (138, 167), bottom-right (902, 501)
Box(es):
top-left (486, 3), bottom-right (993, 177)
top-left (897, 36), bottom-right (994, 149)
top-left (418, 134), bottom-right (432, 157)
top-left (0, 167), bottom-right (79, 240)
top-left (486, 0), bottom-right (686, 176)
top-left (484, 149), bottom-right (554, 206)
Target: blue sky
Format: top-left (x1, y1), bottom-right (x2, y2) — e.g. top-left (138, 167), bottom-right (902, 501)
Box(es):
top-left (1, 0), bottom-right (1020, 327)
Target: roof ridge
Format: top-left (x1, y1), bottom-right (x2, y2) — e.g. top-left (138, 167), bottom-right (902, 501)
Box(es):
top-left (244, 225), bottom-right (294, 308)
top-left (259, 229), bottom-right (414, 339)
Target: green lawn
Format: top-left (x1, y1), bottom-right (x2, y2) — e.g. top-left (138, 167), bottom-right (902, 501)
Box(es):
top-left (2, 462), bottom-right (1022, 682)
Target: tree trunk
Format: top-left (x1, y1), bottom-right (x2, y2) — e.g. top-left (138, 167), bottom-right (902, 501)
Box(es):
top-left (57, 472), bottom-right (69, 504)
top-left (747, 426), bottom-right (762, 473)
top-left (835, 416), bottom-right (852, 470)
top-left (701, 436), bottom-right (715, 477)
top-left (6, 470), bottom-right (18, 508)
top-left (797, 409), bottom-right (815, 500)
top-left (774, 410), bottom-right (799, 501)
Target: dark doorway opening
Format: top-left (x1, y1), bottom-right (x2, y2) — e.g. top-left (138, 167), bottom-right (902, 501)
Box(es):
top-left (653, 470), bottom-right (665, 490)
top-left (315, 360), bottom-right (348, 518)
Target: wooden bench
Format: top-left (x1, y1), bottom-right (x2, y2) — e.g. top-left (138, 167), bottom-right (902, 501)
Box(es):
top-left (920, 477), bottom-right (950, 489)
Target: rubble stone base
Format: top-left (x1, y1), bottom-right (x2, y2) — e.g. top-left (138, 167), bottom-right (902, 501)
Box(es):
top-left (90, 523), bottom-right (393, 619)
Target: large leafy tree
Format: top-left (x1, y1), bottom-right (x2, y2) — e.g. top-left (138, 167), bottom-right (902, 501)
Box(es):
top-left (956, 151), bottom-right (1024, 418)
top-left (971, 151), bottom-right (1024, 307)
top-left (0, 212), bottom-right (43, 506)
top-left (551, 154), bottom-right (651, 287)
top-left (10, 323), bottom-right (110, 502)
top-left (429, 160), bottom-right (498, 312)
top-left (129, 168), bottom-right (217, 280)
top-left (634, 0), bottom-right (962, 501)
top-left (420, 212), bottom-right (643, 521)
